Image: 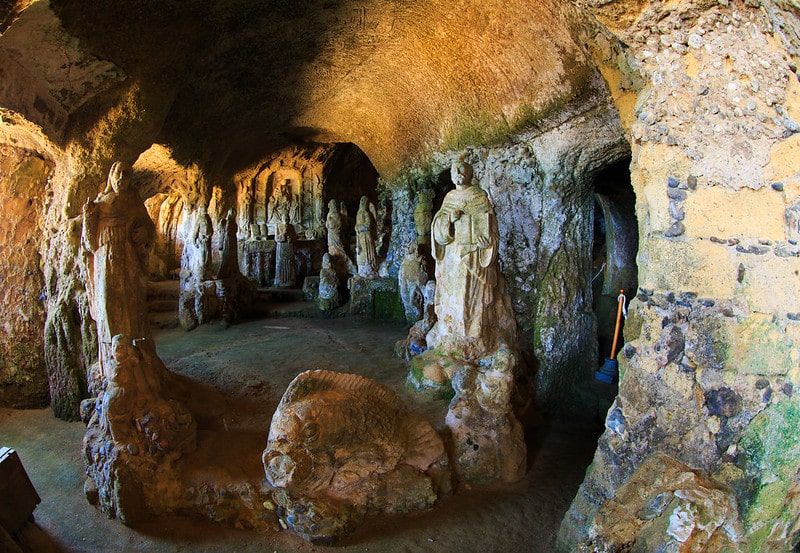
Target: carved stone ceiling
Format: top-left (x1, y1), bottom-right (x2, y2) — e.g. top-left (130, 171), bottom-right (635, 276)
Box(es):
top-left (1, 0), bottom-right (607, 176)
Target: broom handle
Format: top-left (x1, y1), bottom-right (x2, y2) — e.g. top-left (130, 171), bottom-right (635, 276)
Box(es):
top-left (610, 289), bottom-right (625, 360)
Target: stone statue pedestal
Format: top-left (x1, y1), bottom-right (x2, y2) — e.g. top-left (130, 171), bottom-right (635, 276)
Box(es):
top-left (408, 346), bottom-right (526, 485)
top-left (403, 158), bottom-right (527, 486)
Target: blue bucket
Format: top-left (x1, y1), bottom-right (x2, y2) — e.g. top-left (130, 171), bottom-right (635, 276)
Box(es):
top-left (595, 358), bottom-right (619, 384)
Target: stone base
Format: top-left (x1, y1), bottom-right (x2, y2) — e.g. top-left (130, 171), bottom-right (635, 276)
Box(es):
top-left (347, 275), bottom-right (405, 321)
top-left (408, 347), bottom-right (527, 485)
top-left (179, 276), bottom-right (257, 330)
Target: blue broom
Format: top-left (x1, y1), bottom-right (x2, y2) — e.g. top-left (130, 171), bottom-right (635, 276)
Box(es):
top-left (595, 289), bottom-right (626, 385)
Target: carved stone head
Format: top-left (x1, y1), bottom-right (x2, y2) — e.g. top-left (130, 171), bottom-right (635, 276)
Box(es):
top-left (322, 253), bottom-right (332, 269)
top-left (108, 161), bottom-right (131, 194)
top-left (451, 158), bottom-right (474, 190)
top-left (359, 196), bottom-right (368, 210)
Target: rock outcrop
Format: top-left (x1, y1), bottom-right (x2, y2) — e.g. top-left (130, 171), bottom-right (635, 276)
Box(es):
top-left (263, 370), bottom-right (449, 543)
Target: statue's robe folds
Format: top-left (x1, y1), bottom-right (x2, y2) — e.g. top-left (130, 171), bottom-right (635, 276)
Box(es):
top-left (83, 190), bottom-right (155, 371)
top-left (355, 206), bottom-right (377, 276)
top-left (326, 210), bottom-right (348, 259)
top-left (426, 185), bottom-right (515, 357)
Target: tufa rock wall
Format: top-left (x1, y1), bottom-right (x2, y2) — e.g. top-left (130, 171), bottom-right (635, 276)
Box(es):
top-left (560, 1), bottom-right (800, 550)
top-left (0, 145), bottom-right (51, 408)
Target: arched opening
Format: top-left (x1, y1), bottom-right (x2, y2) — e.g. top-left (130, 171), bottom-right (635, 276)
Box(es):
top-left (592, 157), bottom-right (639, 373)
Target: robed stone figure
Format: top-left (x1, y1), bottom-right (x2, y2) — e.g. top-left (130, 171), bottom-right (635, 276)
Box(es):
top-left (426, 159), bottom-right (515, 356)
top-left (83, 161), bottom-right (155, 371)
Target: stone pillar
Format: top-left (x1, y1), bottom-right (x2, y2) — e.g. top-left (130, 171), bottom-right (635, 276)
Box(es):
top-left (559, 3), bottom-right (800, 550)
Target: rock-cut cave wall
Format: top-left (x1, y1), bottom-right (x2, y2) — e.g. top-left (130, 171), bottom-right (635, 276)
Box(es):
top-left (0, 144), bottom-right (51, 407)
top-left (558, 1), bottom-right (800, 550)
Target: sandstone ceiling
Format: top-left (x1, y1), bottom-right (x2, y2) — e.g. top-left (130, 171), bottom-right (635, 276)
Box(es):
top-left (0, 0), bottom-right (606, 177)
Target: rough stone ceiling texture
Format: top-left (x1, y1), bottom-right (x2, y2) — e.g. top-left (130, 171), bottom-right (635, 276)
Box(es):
top-left (1, 0), bottom-right (602, 176)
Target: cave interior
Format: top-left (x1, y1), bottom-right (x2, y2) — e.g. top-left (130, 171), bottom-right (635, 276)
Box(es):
top-left (2, 1), bottom-right (800, 552)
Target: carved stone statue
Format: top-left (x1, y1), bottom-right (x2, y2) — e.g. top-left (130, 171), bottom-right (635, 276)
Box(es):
top-left (273, 215), bottom-right (296, 288)
top-left (312, 175), bottom-right (325, 238)
top-left (326, 199), bottom-right (347, 258)
top-left (375, 198), bottom-right (391, 257)
top-left (398, 242), bottom-right (428, 323)
top-left (339, 201), bottom-right (350, 236)
top-left (407, 159), bottom-right (525, 486)
top-left (317, 253), bottom-right (341, 311)
top-left (426, 159), bottom-right (515, 357)
top-left (194, 206), bottom-right (214, 281)
top-left (355, 196), bottom-right (378, 277)
top-left (414, 189), bottom-right (434, 245)
top-left (82, 161), bottom-right (155, 369)
top-left (216, 209), bottom-right (239, 279)
top-left (290, 192), bottom-right (301, 224)
top-left (272, 182), bottom-right (291, 226)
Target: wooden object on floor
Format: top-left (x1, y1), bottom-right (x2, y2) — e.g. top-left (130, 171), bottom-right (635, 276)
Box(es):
top-left (0, 447), bottom-right (41, 534)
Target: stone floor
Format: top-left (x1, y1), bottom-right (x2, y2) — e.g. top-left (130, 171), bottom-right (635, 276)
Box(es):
top-left (0, 316), bottom-right (602, 552)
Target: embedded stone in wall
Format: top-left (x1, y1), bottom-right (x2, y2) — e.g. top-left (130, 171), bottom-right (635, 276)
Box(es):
top-left (682, 187), bottom-right (786, 242)
top-left (576, 452), bottom-right (742, 552)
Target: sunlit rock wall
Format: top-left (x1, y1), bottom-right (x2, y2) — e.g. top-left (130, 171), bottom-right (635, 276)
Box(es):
top-left (560, 1), bottom-right (800, 550)
top-left (0, 145), bottom-right (50, 407)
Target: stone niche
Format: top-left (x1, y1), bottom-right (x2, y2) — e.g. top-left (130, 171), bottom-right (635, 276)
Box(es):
top-left (384, 86), bottom-right (631, 413)
top-left (236, 143), bottom-right (379, 287)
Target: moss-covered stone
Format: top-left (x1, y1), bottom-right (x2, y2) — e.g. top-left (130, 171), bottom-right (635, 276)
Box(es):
top-left (371, 290), bottom-right (406, 323)
top-left (735, 397), bottom-right (800, 550)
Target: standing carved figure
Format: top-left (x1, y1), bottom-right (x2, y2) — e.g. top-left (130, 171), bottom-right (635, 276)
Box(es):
top-left (83, 161), bottom-right (155, 370)
top-left (274, 214), bottom-right (296, 288)
top-left (290, 191), bottom-right (301, 224)
top-left (398, 242), bottom-right (428, 323)
top-left (317, 253), bottom-right (341, 311)
top-left (426, 159), bottom-right (514, 355)
top-left (272, 182), bottom-right (291, 226)
top-left (339, 201), bottom-right (350, 236)
top-left (326, 199), bottom-right (348, 258)
top-left (194, 206), bottom-right (214, 281)
top-left (355, 196), bottom-right (378, 277)
top-left (217, 209), bottom-right (239, 279)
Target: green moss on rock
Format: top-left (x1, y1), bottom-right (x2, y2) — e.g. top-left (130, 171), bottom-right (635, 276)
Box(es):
top-left (735, 396), bottom-right (800, 551)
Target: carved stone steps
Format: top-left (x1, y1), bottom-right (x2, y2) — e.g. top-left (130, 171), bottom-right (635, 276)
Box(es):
top-left (149, 310), bottom-right (179, 329)
top-left (146, 279), bottom-right (180, 301)
top-left (148, 299), bottom-right (177, 313)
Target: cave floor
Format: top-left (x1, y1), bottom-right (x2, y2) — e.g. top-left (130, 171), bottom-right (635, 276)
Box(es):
top-left (0, 315), bottom-right (600, 553)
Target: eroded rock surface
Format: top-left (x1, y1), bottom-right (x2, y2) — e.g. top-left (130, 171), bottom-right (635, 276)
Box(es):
top-left (83, 335), bottom-right (196, 524)
top-left (263, 370), bottom-right (449, 543)
top-left (578, 452), bottom-right (742, 553)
